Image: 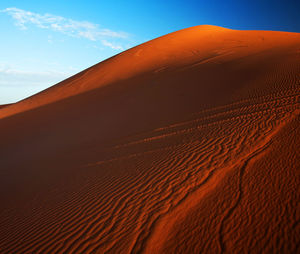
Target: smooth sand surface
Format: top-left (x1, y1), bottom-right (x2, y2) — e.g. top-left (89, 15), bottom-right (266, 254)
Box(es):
top-left (0, 104), bottom-right (12, 109)
top-left (0, 25), bottom-right (299, 253)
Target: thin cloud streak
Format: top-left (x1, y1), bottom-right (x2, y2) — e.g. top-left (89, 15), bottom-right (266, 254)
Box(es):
top-left (0, 67), bottom-right (72, 86)
top-left (1, 7), bottom-right (128, 50)
top-left (101, 40), bottom-right (124, 50)
top-left (0, 66), bottom-right (75, 103)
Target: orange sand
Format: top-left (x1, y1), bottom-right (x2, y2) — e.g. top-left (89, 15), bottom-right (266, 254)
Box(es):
top-left (0, 104), bottom-right (12, 109)
top-left (0, 25), bottom-right (299, 253)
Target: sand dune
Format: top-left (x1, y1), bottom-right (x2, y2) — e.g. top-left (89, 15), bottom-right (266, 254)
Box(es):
top-left (0, 25), bottom-right (299, 253)
top-left (0, 104), bottom-right (12, 109)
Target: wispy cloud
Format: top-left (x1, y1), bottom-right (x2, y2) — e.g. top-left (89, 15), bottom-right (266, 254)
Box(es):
top-left (101, 40), bottom-right (124, 50)
top-left (0, 65), bottom-right (71, 86)
top-left (0, 64), bottom-right (78, 103)
top-left (1, 7), bottom-right (128, 50)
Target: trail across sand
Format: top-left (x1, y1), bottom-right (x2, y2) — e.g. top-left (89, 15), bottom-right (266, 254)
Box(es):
top-left (0, 25), bottom-right (299, 253)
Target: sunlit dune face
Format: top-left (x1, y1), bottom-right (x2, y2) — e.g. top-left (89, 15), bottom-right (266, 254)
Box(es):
top-left (0, 26), bottom-right (299, 253)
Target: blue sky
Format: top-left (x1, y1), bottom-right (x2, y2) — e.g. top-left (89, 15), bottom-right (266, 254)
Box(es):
top-left (1, 0), bottom-right (299, 104)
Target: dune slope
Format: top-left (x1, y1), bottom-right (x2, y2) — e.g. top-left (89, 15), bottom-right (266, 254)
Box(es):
top-left (0, 25), bottom-right (299, 253)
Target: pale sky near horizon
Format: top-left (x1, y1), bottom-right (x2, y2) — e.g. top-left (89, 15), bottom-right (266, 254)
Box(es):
top-left (1, 0), bottom-right (299, 104)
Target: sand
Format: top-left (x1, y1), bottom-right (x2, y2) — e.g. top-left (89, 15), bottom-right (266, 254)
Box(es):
top-left (0, 104), bottom-right (11, 109)
top-left (0, 25), bottom-right (299, 253)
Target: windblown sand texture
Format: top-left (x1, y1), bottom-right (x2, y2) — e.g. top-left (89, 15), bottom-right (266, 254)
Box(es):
top-left (0, 25), bottom-right (299, 253)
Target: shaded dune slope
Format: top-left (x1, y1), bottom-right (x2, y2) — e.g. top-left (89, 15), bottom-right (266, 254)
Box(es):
top-left (0, 25), bottom-right (299, 253)
top-left (0, 104), bottom-right (12, 109)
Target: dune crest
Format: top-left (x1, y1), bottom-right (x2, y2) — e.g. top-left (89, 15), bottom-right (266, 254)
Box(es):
top-left (0, 26), bottom-right (299, 253)
top-left (1, 25), bottom-right (299, 119)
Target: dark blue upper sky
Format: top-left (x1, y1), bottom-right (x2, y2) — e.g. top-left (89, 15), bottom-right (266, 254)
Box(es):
top-left (0, 0), bottom-right (299, 103)
top-left (3, 0), bottom-right (299, 38)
